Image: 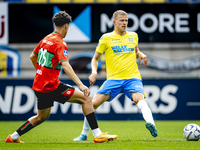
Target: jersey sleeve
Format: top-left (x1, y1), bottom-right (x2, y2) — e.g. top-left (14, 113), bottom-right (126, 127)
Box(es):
top-left (56, 44), bottom-right (69, 64)
top-left (33, 40), bottom-right (43, 55)
top-left (135, 32), bottom-right (139, 47)
top-left (96, 35), bottom-right (107, 54)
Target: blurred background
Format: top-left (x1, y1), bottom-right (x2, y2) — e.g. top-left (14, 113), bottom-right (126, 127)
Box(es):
top-left (0, 0), bottom-right (200, 121)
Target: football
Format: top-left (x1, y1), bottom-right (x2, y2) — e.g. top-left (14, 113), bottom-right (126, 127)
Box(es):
top-left (183, 123), bottom-right (200, 141)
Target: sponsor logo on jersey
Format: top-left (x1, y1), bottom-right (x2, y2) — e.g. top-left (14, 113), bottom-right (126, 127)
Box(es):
top-left (36, 69), bottom-right (42, 75)
top-left (63, 50), bottom-right (68, 57)
top-left (42, 40), bottom-right (53, 45)
top-left (111, 45), bottom-right (134, 54)
top-left (112, 39), bottom-right (120, 41)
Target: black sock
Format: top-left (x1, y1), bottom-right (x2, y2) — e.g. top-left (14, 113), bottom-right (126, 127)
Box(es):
top-left (85, 112), bottom-right (98, 130)
top-left (16, 121), bottom-right (34, 136)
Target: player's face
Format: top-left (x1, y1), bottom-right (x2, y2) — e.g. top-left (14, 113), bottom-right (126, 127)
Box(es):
top-left (63, 24), bottom-right (69, 38)
top-left (114, 14), bottom-right (128, 34)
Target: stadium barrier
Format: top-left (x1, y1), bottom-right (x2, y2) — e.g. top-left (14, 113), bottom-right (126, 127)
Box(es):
top-left (0, 78), bottom-right (199, 120)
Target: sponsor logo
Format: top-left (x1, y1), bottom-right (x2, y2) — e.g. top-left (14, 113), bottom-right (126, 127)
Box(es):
top-left (101, 13), bottom-right (192, 34)
top-left (63, 50), bottom-right (68, 57)
top-left (135, 85), bottom-right (142, 89)
top-left (36, 69), bottom-right (42, 75)
top-left (53, 5), bottom-right (91, 42)
top-left (66, 91), bottom-right (71, 95)
top-left (111, 39), bottom-right (121, 43)
top-left (111, 45), bottom-right (134, 54)
top-left (0, 84), bottom-right (178, 115)
top-left (42, 40), bottom-right (53, 45)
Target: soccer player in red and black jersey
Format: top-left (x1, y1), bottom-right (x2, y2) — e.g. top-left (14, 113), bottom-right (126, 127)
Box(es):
top-left (6, 11), bottom-right (117, 143)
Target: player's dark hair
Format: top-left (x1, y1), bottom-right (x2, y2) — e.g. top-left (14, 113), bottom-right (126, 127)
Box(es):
top-left (52, 11), bottom-right (72, 26)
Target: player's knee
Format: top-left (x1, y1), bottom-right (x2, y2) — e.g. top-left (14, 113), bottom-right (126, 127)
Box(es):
top-left (92, 101), bottom-right (101, 109)
top-left (132, 93), bottom-right (144, 105)
top-left (133, 99), bottom-right (140, 105)
top-left (83, 96), bottom-right (92, 104)
top-left (93, 105), bottom-right (98, 109)
top-left (132, 96), bottom-right (144, 105)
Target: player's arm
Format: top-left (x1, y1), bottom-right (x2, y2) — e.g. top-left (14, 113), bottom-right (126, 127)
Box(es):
top-left (61, 61), bottom-right (90, 97)
top-left (30, 52), bottom-right (38, 70)
top-left (88, 51), bottom-right (102, 86)
top-left (135, 47), bottom-right (148, 66)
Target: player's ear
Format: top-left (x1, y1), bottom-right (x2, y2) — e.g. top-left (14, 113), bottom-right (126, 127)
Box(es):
top-left (65, 24), bottom-right (69, 30)
top-left (113, 20), bottom-right (116, 25)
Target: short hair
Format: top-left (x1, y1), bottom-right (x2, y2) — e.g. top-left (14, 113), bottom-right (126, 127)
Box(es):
top-left (52, 11), bottom-right (72, 26)
top-left (113, 10), bottom-right (127, 20)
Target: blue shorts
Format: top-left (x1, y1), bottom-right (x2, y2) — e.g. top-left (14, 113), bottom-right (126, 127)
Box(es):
top-left (96, 78), bottom-right (145, 102)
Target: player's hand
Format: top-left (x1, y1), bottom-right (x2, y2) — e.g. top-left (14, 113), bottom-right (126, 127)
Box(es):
top-left (141, 55), bottom-right (148, 65)
top-left (79, 84), bottom-right (90, 97)
top-left (88, 73), bottom-right (97, 86)
top-left (139, 53), bottom-right (148, 66)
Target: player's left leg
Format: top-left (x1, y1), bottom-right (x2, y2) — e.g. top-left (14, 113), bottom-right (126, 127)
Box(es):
top-left (6, 89), bottom-right (56, 143)
top-left (131, 93), bottom-right (158, 137)
top-left (6, 108), bottom-right (51, 143)
top-left (124, 78), bottom-right (158, 137)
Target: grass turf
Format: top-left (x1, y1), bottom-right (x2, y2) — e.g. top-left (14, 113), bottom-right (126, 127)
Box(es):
top-left (1, 120), bottom-right (200, 150)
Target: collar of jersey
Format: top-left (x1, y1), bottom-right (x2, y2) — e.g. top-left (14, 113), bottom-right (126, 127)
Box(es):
top-left (53, 31), bottom-right (63, 39)
top-left (113, 30), bottom-right (127, 36)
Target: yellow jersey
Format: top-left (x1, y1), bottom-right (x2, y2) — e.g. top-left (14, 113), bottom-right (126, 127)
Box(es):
top-left (96, 31), bottom-right (141, 80)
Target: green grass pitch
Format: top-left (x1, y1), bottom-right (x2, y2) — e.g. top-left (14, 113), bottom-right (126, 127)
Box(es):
top-left (1, 120), bottom-right (200, 150)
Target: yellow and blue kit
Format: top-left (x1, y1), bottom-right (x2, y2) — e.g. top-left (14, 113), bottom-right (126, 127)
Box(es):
top-left (96, 31), bottom-right (145, 101)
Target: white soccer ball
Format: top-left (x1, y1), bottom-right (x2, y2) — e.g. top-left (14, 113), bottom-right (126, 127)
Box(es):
top-left (183, 123), bottom-right (200, 141)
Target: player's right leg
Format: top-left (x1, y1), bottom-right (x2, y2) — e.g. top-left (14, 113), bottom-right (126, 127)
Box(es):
top-left (73, 93), bottom-right (112, 141)
top-left (73, 80), bottom-right (122, 142)
top-left (69, 89), bottom-right (117, 143)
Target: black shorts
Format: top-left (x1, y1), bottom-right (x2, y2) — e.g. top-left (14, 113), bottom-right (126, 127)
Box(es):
top-left (34, 82), bottom-right (75, 110)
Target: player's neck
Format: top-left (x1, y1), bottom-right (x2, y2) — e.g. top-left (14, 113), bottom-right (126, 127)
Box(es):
top-left (115, 30), bottom-right (126, 36)
top-left (54, 28), bottom-right (65, 39)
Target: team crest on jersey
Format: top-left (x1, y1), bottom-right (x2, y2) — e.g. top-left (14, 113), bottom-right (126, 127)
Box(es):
top-left (128, 37), bottom-right (133, 43)
top-left (63, 50), bottom-right (68, 57)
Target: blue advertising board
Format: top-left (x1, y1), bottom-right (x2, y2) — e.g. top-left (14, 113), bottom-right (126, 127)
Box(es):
top-left (0, 78), bottom-right (199, 120)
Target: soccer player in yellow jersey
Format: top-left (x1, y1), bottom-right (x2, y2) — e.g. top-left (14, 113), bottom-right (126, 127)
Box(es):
top-left (73, 10), bottom-right (158, 141)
